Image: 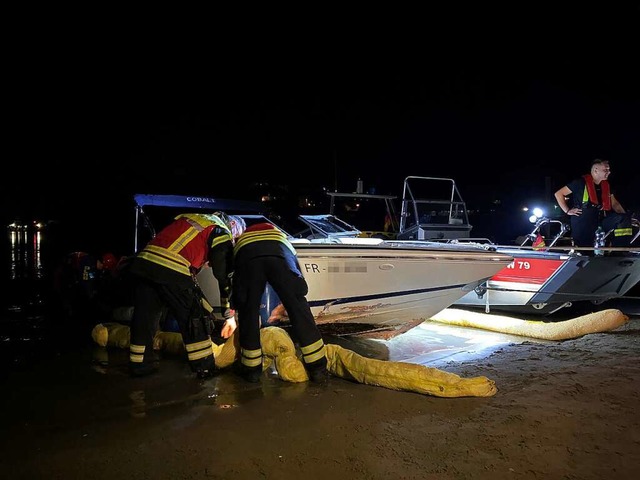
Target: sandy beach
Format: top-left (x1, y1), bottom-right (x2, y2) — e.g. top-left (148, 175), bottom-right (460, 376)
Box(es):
top-left (1, 310), bottom-right (639, 480)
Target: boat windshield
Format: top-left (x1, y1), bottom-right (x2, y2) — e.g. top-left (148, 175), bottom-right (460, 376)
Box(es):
top-left (295, 214), bottom-right (361, 240)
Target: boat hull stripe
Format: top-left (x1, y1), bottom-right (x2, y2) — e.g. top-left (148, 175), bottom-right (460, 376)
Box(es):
top-left (307, 283), bottom-right (467, 307)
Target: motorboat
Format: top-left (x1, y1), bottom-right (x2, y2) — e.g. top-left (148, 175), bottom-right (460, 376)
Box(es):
top-left (132, 194), bottom-right (514, 337)
top-left (287, 236), bottom-right (515, 336)
top-left (396, 176), bottom-right (640, 315)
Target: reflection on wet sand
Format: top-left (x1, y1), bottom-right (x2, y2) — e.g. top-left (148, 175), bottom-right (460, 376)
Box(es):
top-left (323, 319), bottom-right (530, 368)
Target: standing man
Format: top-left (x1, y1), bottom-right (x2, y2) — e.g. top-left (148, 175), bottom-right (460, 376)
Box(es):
top-left (128, 212), bottom-right (245, 378)
top-left (232, 222), bottom-right (329, 384)
top-left (554, 158), bottom-right (632, 249)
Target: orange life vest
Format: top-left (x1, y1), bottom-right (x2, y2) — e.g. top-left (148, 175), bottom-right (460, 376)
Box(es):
top-left (582, 174), bottom-right (611, 211)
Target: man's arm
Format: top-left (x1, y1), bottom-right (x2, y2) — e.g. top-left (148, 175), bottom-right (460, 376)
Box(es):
top-left (208, 230), bottom-right (237, 338)
top-left (554, 186), bottom-right (581, 216)
top-left (209, 242), bottom-right (233, 309)
top-left (610, 194), bottom-right (626, 214)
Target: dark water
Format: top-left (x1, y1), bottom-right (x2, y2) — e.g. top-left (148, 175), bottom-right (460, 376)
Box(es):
top-left (0, 221), bottom-right (118, 377)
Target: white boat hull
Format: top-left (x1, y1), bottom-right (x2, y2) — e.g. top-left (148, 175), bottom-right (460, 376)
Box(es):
top-left (294, 244), bottom-right (513, 328)
top-left (197, 243), bottom-right (513, 334)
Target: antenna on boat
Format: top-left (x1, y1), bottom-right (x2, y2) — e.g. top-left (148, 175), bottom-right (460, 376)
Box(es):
top-left (333, 149), bottom-right (338, 192)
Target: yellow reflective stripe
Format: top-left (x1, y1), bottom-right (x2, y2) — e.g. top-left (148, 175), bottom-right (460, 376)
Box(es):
top-left (167, 227), bottom-right (199, 252)
top-left (303, 346), bottom-right (327, 364)
top-left (614, 228), bottom-right (632, 237)
top-left (300, 339), bottom-right (324, 355)
top-left (240, 347), bottom-right (263, 367)
top-left (236, 230), bottom-right (285, 247)
top-left (582, 186), bottom-right (589, 203)
top-left (130, 344), bottom-right (146, 363)
top-left (211, 233), bottom-right (233, 248)
top-left (182, 217), bottom-right (206, 231)
top-left (188, 348), bottom-right (213, 361)
top-left (185, 339), bottom-right (213, 361)
top-left (130, 354), bottom-right (144, 363)
top-left (185, 339), bottom-right (212, 352)
top-left (138, 252), bottom-right (191, 275)
top-left (241, 347), bottom-right (262, 359)
top-left (178, 214), bottom-right (217, 229)
top-left (234, 230), bottom-right (297, 256)
top-left (301, 339), bottom-right (326, 364)
top-left (177, 213), bottom-right (232, 248)
top-left (178, 214), bottom-right (232, 236)
top-left (138, 245), bottom-right (191, 276)
top-left (241, 357), bottom-right (262, 368)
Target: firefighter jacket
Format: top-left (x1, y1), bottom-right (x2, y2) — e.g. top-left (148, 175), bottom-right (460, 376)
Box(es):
top-left (233, 222), bottom-right (297, 261)
top-left (135, 213), bottom-right (235, 309)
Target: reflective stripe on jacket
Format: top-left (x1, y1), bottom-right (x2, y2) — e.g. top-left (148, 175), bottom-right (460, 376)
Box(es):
top-left (138, 214), bottom-right (232, 276)
top-left (234, 222), bottom-right (297, 258)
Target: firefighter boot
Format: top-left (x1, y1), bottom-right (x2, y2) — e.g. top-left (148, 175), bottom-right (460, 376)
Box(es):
top-left (307, 366), bottom-right (330, 386)
top-left (235, 362), bottom-right (262, 383)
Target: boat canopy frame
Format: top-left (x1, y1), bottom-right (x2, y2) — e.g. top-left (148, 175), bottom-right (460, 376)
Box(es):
top-left (132, 194), bottom-right (264, 253)
top-left (398, 176), bottom-right (474, 241)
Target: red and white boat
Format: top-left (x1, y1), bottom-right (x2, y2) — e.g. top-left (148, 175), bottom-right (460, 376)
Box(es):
top-left (396, 176), bottom-right (640, 315)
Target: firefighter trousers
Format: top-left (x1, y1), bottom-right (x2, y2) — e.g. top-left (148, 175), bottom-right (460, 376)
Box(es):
top-left (129, 275), bottom-right (214, 372)
top-left (233, 255), bottom-right (327, 373)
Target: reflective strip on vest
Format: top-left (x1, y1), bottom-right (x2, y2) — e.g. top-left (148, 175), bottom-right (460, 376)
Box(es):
top-left (138, 244), bottom-right (192, 276)
top-left (177, 213), bottom-right (233, 249)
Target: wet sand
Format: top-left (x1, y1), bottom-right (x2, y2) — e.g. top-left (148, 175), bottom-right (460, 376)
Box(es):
top-left (1, 309), bottom-right (639, 480)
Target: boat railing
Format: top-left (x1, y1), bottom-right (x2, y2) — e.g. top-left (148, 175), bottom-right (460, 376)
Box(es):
top-left (425, 237), bottom-right (496, 246)
top-left (520, 217), bottom-right (570, 249)
top-left (399, 176), bottom-right (471, 232)
top-left (521, 215), bottom-right (639, 250)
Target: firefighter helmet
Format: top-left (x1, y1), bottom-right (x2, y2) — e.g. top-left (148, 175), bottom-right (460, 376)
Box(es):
top-left (101, 252), bottom-right (118, 271)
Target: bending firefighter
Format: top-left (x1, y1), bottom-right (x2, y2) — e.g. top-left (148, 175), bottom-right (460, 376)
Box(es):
top-left (232, 222), bottom-right (329, 384)
top-left (128, 212), bottom-right (246, 378)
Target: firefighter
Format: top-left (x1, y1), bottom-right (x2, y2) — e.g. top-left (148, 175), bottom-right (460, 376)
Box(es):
top-left (554, 158), bottom-right (633, 249)
top-left (232, 222), bottom-right (329, 384)
top-left (127, 212), bottom-right (246, 378)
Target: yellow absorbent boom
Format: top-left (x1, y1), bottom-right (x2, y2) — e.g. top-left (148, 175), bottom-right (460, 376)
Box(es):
top-left (91, 323), bottom-right (496, 398)
top-left (428, 308), bottom-right (629, 341)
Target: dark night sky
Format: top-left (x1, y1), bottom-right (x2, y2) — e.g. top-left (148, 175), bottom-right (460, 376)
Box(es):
top-left (4, 5), bottom-right (640, 234)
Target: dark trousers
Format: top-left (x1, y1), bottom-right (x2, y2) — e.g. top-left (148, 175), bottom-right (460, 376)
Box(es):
top-left (601, 212), bottom-right (633, 247)
top-left (129, 276), bottom-right (214, 372)
top-left (233, 256), bottom-right (326, 372)
top-left (571, 209), bottom-right (632, 248)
